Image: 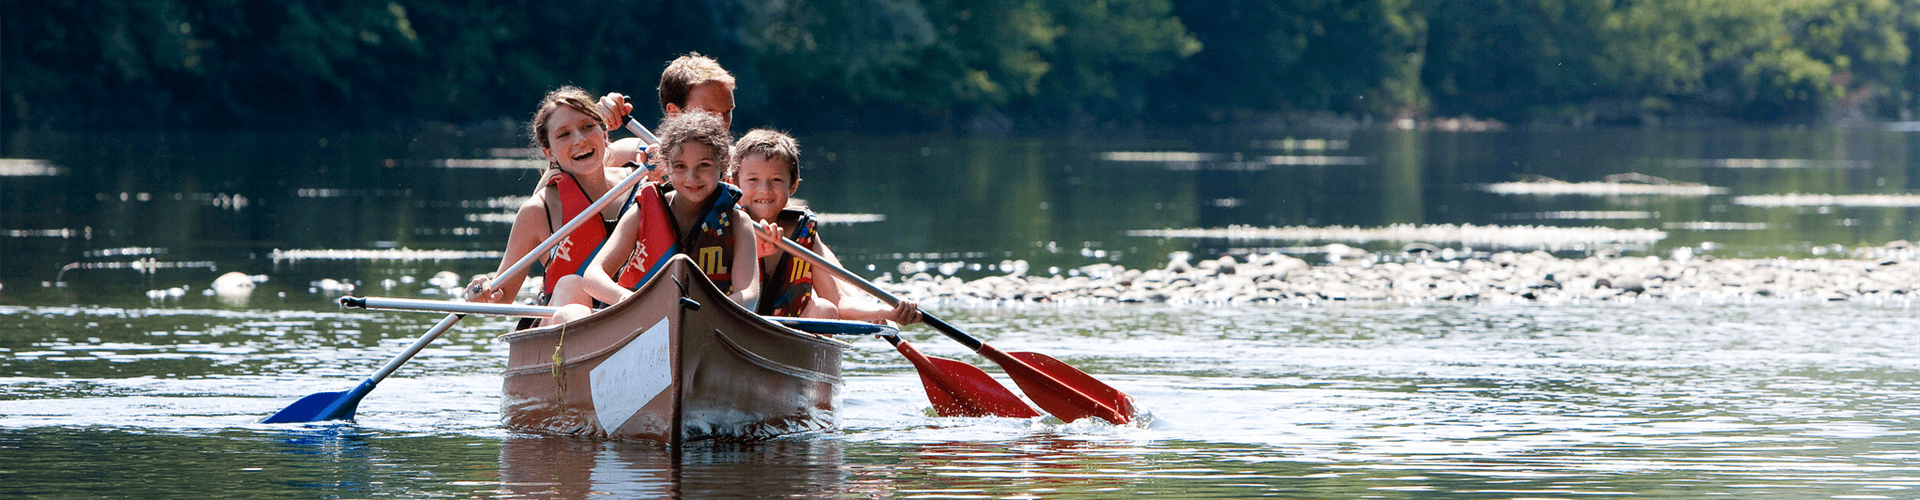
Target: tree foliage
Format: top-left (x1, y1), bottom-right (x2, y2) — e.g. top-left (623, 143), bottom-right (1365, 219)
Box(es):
top-left (4, 0), bottom-right (1918, 131)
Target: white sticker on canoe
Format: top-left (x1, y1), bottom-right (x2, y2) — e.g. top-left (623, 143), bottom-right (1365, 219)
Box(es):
top-left (589, 318), bottom-right (673, 434)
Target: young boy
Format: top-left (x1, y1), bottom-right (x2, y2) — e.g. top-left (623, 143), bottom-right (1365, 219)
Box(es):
top-left (553, 112), bottom-right (758, 320)
top-left (732, 129), bottom-right (921, 325)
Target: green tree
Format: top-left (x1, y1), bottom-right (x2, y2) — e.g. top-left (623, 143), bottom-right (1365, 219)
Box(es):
top-left (1161, 0), bottom-right (1424, 121)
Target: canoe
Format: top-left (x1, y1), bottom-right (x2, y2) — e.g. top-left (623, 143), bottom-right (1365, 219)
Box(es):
top-left (498, 255), bottom-right (854, 445)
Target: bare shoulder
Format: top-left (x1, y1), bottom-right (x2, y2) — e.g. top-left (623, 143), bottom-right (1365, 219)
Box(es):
top-left (518, 185), bottom-right (552, 213)
top-left (606, 138), bottom-right (643, 169)
top-left (512, 186), bottom-right (554, 234)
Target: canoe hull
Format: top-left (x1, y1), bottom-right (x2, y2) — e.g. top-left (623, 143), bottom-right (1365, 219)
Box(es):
top-left (499, 256), bottom-right (848, 445)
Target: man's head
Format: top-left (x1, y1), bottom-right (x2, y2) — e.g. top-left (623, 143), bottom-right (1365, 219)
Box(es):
top-left (658, 53), bottom-right (737, 129)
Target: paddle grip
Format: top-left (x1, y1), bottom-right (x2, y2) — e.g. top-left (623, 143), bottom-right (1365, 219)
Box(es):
top-left (340, 296), bottom-right (367, 309)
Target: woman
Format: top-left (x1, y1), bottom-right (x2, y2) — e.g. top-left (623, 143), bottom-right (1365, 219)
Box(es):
top-left (466, 86), bottom-right (639, 320)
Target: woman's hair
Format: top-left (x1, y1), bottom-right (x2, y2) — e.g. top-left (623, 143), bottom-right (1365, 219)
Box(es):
top-left (655, 111), bottom-right (734, 177)
top-left (658, 53), bottom-right (736, 113)
top-left (731, 128), bottom-right (801, 181)
top-left (529, 86), bottom-right (607, 153)
top-left (527, 86), bottom-right (608, 191)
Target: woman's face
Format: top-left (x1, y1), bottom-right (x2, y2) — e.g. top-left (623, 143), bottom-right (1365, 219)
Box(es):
top-left (541, 106), bottom-right (608, 175)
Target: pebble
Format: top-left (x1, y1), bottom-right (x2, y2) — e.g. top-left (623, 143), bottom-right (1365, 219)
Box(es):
top-left (875, 241), bottom-right (1920, 305)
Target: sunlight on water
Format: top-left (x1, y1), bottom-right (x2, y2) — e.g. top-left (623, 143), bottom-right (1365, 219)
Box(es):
top-left (5, 301), bottom-right (1920, 498)
top-left (1675, 158), bottom-right (1873, 169)
top-left (1128, 223), bottom-right (1667, 250)
top-left (1496, 210), bottom-right (1657, 221)
top-left (1482, 181), bottom-right (1726, 196)
top-left (266, 248), bottom-right (504, 263)
top-left (0, 159), bottom-right (64, 176)
top-left (1735, 193), bottom-right (1920, 207)
top-left (814, 213), bottom-right (888, 224)
top-left (13, 128), bottom-right (1920, 498)
top-left (433, 158), bottom-right (547, 169)
top-left (1664, 221), bottom-right (1771, 231)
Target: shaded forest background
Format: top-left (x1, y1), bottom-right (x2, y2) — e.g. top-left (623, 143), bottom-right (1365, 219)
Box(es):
top-left (6, 0), bottom-right (1920, 134)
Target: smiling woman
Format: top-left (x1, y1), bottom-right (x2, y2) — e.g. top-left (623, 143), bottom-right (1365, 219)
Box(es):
top-left (463, 87), bottom-right (638, 316)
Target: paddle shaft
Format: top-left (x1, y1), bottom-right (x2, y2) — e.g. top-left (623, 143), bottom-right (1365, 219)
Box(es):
top-left (765, 234), bottom-right (982, 350)
top-left (343, 296), bottom-right (560, 318)
top-left (766, 234), bottom-right (1129, 423)
top-left (375, 125), bottom-right (658, 372)
top-left (624, 116), bottom-right (661, 145)
top-left (271, 119), bottom-right (660, 423)
top-left (489, 121), bottom-right (660, 288)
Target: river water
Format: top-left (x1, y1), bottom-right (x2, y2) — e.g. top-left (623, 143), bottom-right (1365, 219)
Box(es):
top-left (5, 127), bottom-right (1920, 498)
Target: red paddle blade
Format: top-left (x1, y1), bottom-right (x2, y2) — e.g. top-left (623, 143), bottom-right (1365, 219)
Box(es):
top-left (979, 345), bottom-right (1135, 425)
top-left (894, 339), bottom-right (1040, 418)
top-left (1006, 351), bottom-right (1135, 420)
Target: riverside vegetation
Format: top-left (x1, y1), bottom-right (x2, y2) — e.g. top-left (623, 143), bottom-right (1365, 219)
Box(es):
top-left (8, 0), bottom-right (1920, 132)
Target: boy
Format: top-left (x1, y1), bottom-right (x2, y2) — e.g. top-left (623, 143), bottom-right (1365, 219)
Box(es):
top-left (555, 112), bottom-right (758, 320)
top-left (733, 129), bottom-right (921, 325)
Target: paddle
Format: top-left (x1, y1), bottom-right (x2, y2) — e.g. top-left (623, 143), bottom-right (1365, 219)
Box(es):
top-left (764, 234), bottom-right (1136, 424)
top-left (884, 334), bottom-right (1040, 418)
top-left (344, 289), bottom-right (1033, 417)
top-left (341, 296), bottom-right (559, 317)
top-left (263, 116), bottom-right (661, 424)
top-left (343, 295), bottom-right (897, 339)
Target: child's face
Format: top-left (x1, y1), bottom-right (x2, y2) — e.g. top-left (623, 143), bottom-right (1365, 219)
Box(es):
top-left (667, 142), bottom-right (723, 205)
top-left (733, 156), bottom-right (795, 221)
top-left (682, 83), bottom-right (735, 131)
top-left (541, 106), bottom-right (607, 175)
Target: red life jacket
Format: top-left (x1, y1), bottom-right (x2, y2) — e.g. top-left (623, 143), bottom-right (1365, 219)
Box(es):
top-left (616, 183), bottom-right (744, 291)
top-left (612, 183), bottom-right (679, 290)
top-left (757, 208), bottom-right (818, 317)
top-left (540, 172), bottom-right (613, 296)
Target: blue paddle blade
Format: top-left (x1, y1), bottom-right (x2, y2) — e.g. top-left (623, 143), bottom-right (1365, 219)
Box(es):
top-left (262, 380), bottom-right (374, 423)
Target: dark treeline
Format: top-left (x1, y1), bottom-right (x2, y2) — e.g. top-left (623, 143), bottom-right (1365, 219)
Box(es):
top-left (6, 0), bottom-right (1919, 133)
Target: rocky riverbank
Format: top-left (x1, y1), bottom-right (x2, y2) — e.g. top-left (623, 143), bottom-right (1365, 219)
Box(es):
top-left (873, 241), bottom-right (1920, 305)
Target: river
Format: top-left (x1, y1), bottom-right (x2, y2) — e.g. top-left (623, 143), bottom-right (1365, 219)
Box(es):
top-left (4, 126), bottom-right (1920, 498)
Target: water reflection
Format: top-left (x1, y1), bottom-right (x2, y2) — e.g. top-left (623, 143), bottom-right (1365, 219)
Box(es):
top-left (496, 434), bottom-right (865, 498)
top-left (11, 127), bottom-right (1920, 305)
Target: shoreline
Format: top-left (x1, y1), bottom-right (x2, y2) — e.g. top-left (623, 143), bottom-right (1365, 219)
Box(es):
top-left (872, 241), bottom-right (1920, 306)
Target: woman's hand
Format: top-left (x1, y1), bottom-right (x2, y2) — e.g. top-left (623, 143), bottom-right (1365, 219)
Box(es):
top-left (598, 93), bottom-right (634, 126)
top-left (465, 275), bottom-right (506, 304)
